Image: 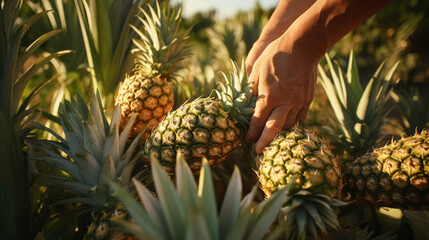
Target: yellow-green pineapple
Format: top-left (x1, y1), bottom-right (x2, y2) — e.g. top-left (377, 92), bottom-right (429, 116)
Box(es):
top-left (344, 130), bottom-right (429, 210)
top-left (115, 1), bottom-right (191, 142)
top-left (256, 128), bottom-right (341, 199)
top-left (256, 127), bottom-right (344, 240)
top-left (143, 60), bottom-right (256, 174)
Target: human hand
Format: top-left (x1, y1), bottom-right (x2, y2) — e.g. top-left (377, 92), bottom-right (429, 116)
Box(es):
top-left (245, 38), bottom-right (318, 154)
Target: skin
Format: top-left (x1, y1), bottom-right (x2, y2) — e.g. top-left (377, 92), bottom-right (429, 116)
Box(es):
top-left (245, 0), bottom-right (392, 154)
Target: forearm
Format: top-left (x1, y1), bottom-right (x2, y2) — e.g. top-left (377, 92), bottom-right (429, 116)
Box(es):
top-left (257, 0), bottom-right (316, 43)
top-left (279, 0), bottom-right (392, 60)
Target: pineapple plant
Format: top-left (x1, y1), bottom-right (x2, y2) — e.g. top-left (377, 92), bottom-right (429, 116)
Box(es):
top-left (317, 51), bottom-right (399, 157)
top-left (317, 51), bottom-right (412, 234)
top-left (0, 1), bottom-right (71, 238)
top-left (255, 127), bottom-right (344, 239)
top-left (107, 154), bottom-right (289, 240)
top-left (344, 130), bottom-right (429, 210)
top-left (391, 86), bottom-right (429, 136)
top-left (31, 91), bottom-right (146, 238)
top-left (206, 20), bottom-right (246, 72)
top-left (115, 1), bottom-right (191, 142)
top-left (143, 60), bottom-right (256, 174)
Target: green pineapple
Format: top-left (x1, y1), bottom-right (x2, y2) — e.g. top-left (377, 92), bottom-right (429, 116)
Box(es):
top-left (344, 130), bottom-right (429, 210)
top-left (256, 127), bottom-right (344, 239)
top-left (108, 154), bottom-right (289, 240)
top-left (143, 60), bottom-right (256, 174)
top-left (115, 1), bottom-right (191, 142)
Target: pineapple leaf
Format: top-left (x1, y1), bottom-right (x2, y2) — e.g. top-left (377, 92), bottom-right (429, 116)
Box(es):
top-left (12, 50), bottom-right (72, 116)
top-left (109, 180), bottom-right (165, 239)
top-left (90, 91), bottom-right (107, 141)
top-left (118, 112), bottom-right (137, 156)
top-left (152, 157), bottom-right (186, 239)
top-left (16, 28), bottom-right (63, 72)
top-left (103, 105), bottom-right (121, 164)
top-left (198, 158), bottom-right (219, 239)
top-left (346, 50), bottom-right (363, 101)
top-left (219, 166), bottom-right (242, 239)
top-left (76, 149), bottom-right (101, 186)
top-left (296, 208), bottom-right (308, 239)
top-left (176, 153), bottom-right (198, 214)
top-left (225, 186), bottom-right (258, 240)
top-left (15, 76), bottom-right (53, 123)
top-left (302, 201), bottom-right (327, 233)
top-left (98, 154), bottom-right (116, 185)
top-left (34, 156), bottom-right (83, 182)
top-left (185, 208), bottom-right (211, 240)
top-left (95, 0), bottom-right (113, 81)
top-left (132, 178), bottom-right (170, 239)
top-left (247, 186), bottom-right (288, 240)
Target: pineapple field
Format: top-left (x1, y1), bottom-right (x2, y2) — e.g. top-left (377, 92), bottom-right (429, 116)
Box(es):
top-left (1, 0), bottom-right (429, 239)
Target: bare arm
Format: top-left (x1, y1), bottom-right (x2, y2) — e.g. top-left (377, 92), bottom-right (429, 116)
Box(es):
top-left (246, 0), bottom-right (392, 154)
top-left (246, 0), bottom-right (316, 74)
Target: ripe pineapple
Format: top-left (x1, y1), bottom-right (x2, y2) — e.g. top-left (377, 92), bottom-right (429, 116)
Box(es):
top-left (256, 128), bottom-right (341, 199)
top-left (344, 130), bottom-right (429, 210)
top-left (143, 60), bottom-right (256, 174)
top-left (255, 127), bottom-right (343, 240)
top-left (115, 1), bottom-right (191, 142)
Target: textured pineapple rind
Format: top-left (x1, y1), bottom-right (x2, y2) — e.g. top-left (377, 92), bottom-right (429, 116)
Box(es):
top-left (344, 130), bottom-right (429, 210)
top-left (256, 128), bottom-right (341, 199)
top-left (85, 205), bottom-right (137, 240)
top-left (144, 97), bottom-right (240, 174)
top-left (116, 74), bottom-right (174, 141)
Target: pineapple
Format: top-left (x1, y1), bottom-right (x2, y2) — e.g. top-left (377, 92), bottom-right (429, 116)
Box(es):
top-left (256, 127), bottom-right (344, 239)
top-left (344, 130), bottom-right (429, 210)
top-left (317, 51), bottom-right (402, 230)
top-left (256, 128), bottom-right (341, 199)
top-left (115, 1), bottom-right (191, 142)
top-left (143, 60), bottom-right (256, 174)
top-left (31, 91), bottom-right (146, 237)
top-left (85, 204), bottom-right (137, 240)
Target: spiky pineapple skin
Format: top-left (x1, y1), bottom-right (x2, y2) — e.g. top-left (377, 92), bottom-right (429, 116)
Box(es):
top-left (116, 75), bottom-right (174, 141)
top-left (85, 205), bottom-right (137, 240)
top-left (256, 128), bottom-right (341, 198)
top-left (344, 130), bottom-right (429, 210)
top-left (144, 97), bottom-right (240, 174)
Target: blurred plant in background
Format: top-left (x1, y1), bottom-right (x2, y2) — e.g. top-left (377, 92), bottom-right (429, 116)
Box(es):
top-left (0, 0), bottom-right (70, 238)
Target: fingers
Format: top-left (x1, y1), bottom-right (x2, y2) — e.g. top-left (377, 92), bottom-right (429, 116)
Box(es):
top-left (297, 104), bottom-right (310, 122)
top-left (245, 94), bottom-right (272, 143)
top-left (254, 106), bottom-right (289, 154)
top-left (283, 107), bottom-right (300, 129)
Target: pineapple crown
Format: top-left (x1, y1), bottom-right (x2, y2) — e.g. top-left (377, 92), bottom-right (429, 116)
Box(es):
top-left (131, 1), bottom-right (191, 79)
top-left (215, 60), bottom-right (257, 134)
top-left (31, 91), bottom-right (143, 208)
top-left (279, 190), bottom-right (346, 240)
top-left (318, 51), bottom-right (399, 156)
top-left (109, 154), bottom-right (289, 239)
